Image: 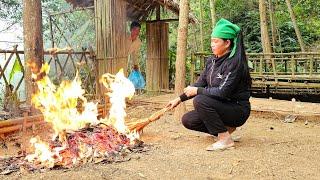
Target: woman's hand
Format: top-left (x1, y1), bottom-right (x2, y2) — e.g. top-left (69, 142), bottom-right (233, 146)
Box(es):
top-left (166, 97), bottom-right (181, 110)
top-left (184, 86), bottom-right (198, 97)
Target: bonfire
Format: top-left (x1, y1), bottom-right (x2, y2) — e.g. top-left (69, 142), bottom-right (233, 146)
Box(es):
top-left (1, 63), bottom-right (168, 174)
top-left (24, 64), bottom-right (144, 169)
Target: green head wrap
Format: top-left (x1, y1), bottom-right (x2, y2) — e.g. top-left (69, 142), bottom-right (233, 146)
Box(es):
top-left (211, 18), bottom-right (241, 58)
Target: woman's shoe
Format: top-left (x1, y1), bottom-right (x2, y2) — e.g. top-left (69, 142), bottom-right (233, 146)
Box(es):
top-left (212, 135), bottom-right (241, 142)
top-left (206, 140), bottom-right (235, 151)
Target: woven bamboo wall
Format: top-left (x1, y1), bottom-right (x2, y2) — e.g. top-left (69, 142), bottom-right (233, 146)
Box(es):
top-left (95, 0), bottom-right (128, 97)
top-left (146, 22), bottom-right (169, 92)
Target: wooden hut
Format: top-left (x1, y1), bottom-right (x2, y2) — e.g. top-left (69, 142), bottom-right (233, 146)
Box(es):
top-left (65, 0), bottom-right (196, 96)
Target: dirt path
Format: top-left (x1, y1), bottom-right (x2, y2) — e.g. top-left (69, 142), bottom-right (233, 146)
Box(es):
top-left (1, 96), bottom-right (320, 179)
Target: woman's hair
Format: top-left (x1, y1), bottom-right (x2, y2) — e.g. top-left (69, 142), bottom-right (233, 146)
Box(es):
top-left (222, 38), bottom-right (234, 50)
top-left (223, 31), bottom-right (252, 87)
top-left (130, 21), bottom-right (141, 30)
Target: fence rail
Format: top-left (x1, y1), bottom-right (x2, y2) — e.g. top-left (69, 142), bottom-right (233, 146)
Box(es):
top-left (191, 52), bottom-right (320, 96)
top-left (0, 46), bottom-right (97, 97)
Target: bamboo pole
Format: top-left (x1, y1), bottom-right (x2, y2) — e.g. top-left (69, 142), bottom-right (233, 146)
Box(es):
top-left (285, 0), bottom-right (305, 52)
top-left (191, 53), bottom-right (195, 84)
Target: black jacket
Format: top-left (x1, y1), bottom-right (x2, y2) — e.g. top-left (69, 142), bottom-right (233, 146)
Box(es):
top-left (181, 53), bottom-right (250, 102)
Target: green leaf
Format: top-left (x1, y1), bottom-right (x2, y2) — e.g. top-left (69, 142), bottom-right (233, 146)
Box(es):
top-left (9, 57), bottom-right (23, 82)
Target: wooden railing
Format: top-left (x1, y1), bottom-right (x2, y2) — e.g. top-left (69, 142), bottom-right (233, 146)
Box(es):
top-left (190, 52), bottom-right (320, 96)
top-left (0, 46), bottom-right (97, 98)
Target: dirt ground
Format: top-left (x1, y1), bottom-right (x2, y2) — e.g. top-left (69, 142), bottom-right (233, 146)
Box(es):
top-left (1, 94), bottom-right (320, 180)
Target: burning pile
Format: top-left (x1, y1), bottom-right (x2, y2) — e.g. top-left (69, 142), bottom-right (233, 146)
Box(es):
top-left (25, 125), bottom-right (131, 169)
top-left (21, 64), bottom-right (140, 169)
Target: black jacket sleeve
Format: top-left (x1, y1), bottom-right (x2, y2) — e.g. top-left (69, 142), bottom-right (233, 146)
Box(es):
top-left (197, 65), bottom-right (242, 100)
top-left (179, 57), bottom-right (214, 102)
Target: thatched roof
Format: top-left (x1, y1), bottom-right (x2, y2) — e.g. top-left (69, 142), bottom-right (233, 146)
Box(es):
top-left (65, 0), bottom-right (197, 23)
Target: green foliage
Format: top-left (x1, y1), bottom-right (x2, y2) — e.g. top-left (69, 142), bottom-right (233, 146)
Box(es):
top-left (0, 0), bottom-right (21, 21)
top-left (190, 0), bottom-right (320, 53)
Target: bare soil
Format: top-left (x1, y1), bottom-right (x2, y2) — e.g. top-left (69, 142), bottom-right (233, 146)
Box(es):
top-left (1, 95), bottom-right (320, 180)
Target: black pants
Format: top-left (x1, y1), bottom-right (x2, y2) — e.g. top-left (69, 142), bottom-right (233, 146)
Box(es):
top-left (182, 95), bottom-right (250, 136)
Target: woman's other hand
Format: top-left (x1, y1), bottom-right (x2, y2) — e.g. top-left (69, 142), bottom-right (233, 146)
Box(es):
top-left (166, 97), bottom-right (181, 110)
top-left (184, 86), bottom-right (198, 97)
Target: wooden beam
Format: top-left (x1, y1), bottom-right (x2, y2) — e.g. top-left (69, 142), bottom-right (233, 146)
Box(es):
top-left (156, 4), bottom-right (161, 20)
top-left (145, 18), bottom-right (178, 23)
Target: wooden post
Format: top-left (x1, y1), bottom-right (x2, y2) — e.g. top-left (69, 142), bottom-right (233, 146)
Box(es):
top-left (284, 59), bottom-right (288, 73)
top-left (271, 55), bottom-right (277, 82)
top-left (315, 57), bottom-right (318, 72)
top-left (156, 5), bottom-right (161, 20)
top-left (309, 55), bottom-right (314, 77)
top-left (254, 59), bottom-right (257, 73)
top-left (291, 54), bottom-right (295, 77)
top-left (259, 56), bottom-right (263, 76)
top-left (190, 53), bottom-right (195, 84)
top-left (49, 15), bottom-right (55, 48)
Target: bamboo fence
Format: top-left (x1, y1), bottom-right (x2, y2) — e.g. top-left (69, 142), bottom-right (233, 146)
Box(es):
top-left (190, 52), bottom-right (320, 96)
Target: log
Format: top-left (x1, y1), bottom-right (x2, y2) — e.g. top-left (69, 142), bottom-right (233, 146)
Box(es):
top-left (0, 114), bottom-right (43, 127)
top-left (0, 120), bottom-right (45, 134)
top-left (0, 104), bottom-right (107, 135)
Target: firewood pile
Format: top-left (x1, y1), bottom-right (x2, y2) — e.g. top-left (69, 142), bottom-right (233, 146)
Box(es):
top-left (0, 124), bottom-right (146, 175)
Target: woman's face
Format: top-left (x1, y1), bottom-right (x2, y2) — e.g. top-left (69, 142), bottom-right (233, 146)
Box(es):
top-left (131, 27), bottom-right (140, 40)
top-left (211, 38), bottom-right (231, 57)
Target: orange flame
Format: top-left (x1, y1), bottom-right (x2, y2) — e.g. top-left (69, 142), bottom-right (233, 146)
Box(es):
top-left (31, 63), bottom-right (99, 139)
top-left (100, 69), bottom-right (139, 140)
top-left (26, 65), bottom-right (139, 167)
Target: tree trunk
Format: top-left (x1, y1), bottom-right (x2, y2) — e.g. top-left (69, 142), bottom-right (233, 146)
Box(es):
top-left (259, 0), bottom-right (272, 54)
top-left (285, 0), bottom-right (305, 52)
top-left (199, 0), bottom-right (204, 53)
top-left (174, 0), bottom-right (189, 121)
top-left (268, 0), bottom-right (278, 52)
top-left (23, 0), bottom-right (44, 107)
top-left (260, 0), bottom-right (276, 78)
top-left (199, 0), bottom-right (205, 69)
top-left (209, 0), bottom-right (217, 27)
